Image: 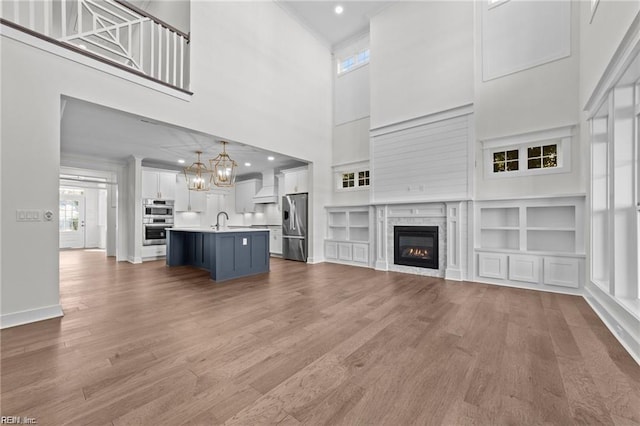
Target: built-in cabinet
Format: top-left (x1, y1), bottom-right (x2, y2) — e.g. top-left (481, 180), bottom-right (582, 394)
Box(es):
top-left (475, 196), bottom-right (585, 291)
top-left (325, 206), bottom-right (371, 267)
top-left (269, 226), bottom-right (283, 255)
top-left (283, 167), bottom-right (309, 194)
top-left (235, 179), bottom-right (263, 213)
top-left (142, 169), bottom-right (176, 200)
top-left (175, 174), bottom-right (206, 212)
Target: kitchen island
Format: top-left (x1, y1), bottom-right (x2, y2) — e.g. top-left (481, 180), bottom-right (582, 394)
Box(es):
top-left (166, 228), bottom-right (269, 282)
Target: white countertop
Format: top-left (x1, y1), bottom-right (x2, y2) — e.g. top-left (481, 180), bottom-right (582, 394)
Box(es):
top-left (168, 227), bottom-right (269, 234)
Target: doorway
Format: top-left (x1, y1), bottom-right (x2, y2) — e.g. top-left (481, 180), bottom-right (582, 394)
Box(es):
top-left (59, 183), bottom-right (108, 250)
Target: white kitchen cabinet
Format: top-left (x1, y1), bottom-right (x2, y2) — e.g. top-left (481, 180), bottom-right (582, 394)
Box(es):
top-left (142, 169), bottom-right (176, 200)
top-left (235, 179), bottom-right (263, 213)
top-left (175, 174), bottom-right (206, 212)
top-left (142, 244), bottom-right (166, 260)
top-left (269, 226), bottom-right (282, 255)
top-left (283, 167), bottom-right (309, 194)
top-left (478, 253), bottom-right (507, 280)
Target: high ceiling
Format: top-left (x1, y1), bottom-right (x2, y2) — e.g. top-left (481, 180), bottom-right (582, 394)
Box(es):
top-left (278, 1), bottom-right (392, 48)
top-left (60, 98), bottom-right (306, 177)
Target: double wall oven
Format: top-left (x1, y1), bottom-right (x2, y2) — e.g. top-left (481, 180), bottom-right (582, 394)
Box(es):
top-left (143, 199), bottom-right (174, 246)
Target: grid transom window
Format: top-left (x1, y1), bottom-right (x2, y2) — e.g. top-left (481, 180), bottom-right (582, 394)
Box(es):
top-left (358, 170), bottom-right (370, 186)
top-left (337, 49), bottom-right (370, 75)
top-left (493, 149), bottom-right (519, 172)
top-left (342, 172), bottom-right (355, 188)
top-left (527, 144), bottom-right (558, 169)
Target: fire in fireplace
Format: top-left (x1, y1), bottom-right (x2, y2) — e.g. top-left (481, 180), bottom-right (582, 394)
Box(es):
top-left (394, 226), bottom-right (438, 269)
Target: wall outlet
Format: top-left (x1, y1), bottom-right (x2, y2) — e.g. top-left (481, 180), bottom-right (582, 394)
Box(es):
top-left (16, 209), bottom-right (41, 222)
top-left (243, 238), bottom-right (248, 246)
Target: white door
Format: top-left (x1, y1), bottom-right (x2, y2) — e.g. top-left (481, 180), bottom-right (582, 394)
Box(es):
top-left (60, 195), bottom-right (85, 248)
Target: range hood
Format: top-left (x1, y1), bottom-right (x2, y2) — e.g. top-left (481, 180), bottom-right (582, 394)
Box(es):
top-left (252, 170), bottom-right (278, 204)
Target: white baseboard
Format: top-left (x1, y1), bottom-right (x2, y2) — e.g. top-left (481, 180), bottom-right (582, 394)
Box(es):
top-left (306, 256), bottom-right (325, 264)
top-left (1, 304), bottom-right (64, 329)
top-left (584, 284), bottom-right (640, 366)
top-left (445, 268), bottom-right (463, 281)
top-left (127, 256), bottom-right (142, 264)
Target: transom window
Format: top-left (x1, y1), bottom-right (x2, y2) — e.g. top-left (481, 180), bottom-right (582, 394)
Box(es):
top-left (493, 149), bottom-right (519, 172)
top-left (527, 144), bottom-right (558, 169)
top-left (337, 48), bottom-right (370, 75)
top-left (481, 126), bottom-right (573, 178)
top-left (342, 172), bottom-right (355, 188)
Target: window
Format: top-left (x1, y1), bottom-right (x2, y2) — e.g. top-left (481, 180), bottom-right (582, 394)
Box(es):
top-left (358, 170), bottom-right (370, 186)
top-left (342, 172), bottom-right (355, 188)
top-left (337, 48), bottom-right (370, 75)
top-left (493, 149), bottom-right (519, 172)
top-left (481, 125), bottom-right (573, 178)
top-left (527, 144), bottom-right (557, 169)
top-left (335, 163), bottom-right (371, 191)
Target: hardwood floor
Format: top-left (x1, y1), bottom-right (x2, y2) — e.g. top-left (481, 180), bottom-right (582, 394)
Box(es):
top-left (1, 250), bottom-right (639, 425)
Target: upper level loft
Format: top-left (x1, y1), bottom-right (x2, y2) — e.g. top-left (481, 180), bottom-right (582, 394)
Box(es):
top-left (1, 0), bottom-right (191, 94)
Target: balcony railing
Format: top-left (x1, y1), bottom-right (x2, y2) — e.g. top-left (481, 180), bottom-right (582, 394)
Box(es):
top-left (1, 0), bottom-right (190, 92)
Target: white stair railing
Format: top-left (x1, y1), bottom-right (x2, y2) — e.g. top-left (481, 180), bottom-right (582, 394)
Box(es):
top-left (1, 0), bottom-right (190, 91)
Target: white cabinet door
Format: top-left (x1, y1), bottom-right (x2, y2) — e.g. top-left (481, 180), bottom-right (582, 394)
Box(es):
top-left (283, 169), bottom-right (308, 194)
top-left (543, 257), bottom-right (580, 288)
top-left (175, 174), bottom-right (190, 211)
top-left (352, 243), bottom-right (369, 264)
top-left (158, 172), bottom-right (176, 200)
top-left (478, 253), bottom-right (507, 279)
top-left (270, 227), bottom-right (282, 255)
top-left (338, 243), bottom-right (352, 261)
top-left (142, 170), bottom-right (176, 200)
top-left (508, 255), bottom-right (540, 283)
top-left (142, 171), bottom-right (159, 199)
top-left (325, 241), bottom-right (338, 260)
top-left (235, 180), bottom-right (261, 213)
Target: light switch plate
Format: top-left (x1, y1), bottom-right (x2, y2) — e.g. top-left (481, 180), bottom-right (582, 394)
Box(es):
top-left (16, 209), bottom-right (42, 222)
top-left (243, 238), bottom-right (248, 245)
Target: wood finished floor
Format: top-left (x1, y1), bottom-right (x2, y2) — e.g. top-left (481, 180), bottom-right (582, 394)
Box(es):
top-left (1, 251), bottom-right (639, 425)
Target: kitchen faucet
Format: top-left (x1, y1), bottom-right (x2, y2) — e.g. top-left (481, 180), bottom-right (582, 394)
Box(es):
top-left (215, 211), bottom-right (229, 231)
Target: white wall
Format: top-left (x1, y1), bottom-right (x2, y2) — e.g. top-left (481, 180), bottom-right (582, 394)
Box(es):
top-left (1, 1), bottom-right (332, 326)
top-left (131, 0), bottom-right (190, 34)
top-left (369, 1), bottom-right (474, 129)
top-left (474, 0), bottom-right (582, 199)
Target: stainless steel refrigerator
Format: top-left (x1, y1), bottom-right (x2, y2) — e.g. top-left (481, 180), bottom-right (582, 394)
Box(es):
top-left (282, 193), bottom-right (308, 262)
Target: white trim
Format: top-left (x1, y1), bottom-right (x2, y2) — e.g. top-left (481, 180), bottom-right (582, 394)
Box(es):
top-left (306, 256), bottom-right (325, 264)
top-left (1, 304), bottom-right (64, 329)
top-left (481, 125), bottom-right (575, 179)
top-left (589, 0), bottom-right (600, 24)
top-left (127, 256), bottom-right (142, 264)
top-left (584, 284), bottom-right (640, 366)
top-left (332, 159), bottom-right (370, 169)
top-left (480, 125), bottom-right (575, 149)
top-left (585, 12), bottom-right (640, 116)
top-left (0, 23), bottom-right (192, 101)
top-left (370, 104), bottom-right (474, 137)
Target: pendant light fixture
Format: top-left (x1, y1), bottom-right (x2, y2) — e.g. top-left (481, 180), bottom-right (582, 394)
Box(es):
top-left (183, 151), bottom-right (211, 191)
top-left (210, 141), bottom-right (238, 187)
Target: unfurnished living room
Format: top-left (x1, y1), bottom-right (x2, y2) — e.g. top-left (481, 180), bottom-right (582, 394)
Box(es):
top-left (1, 0), bottom-right (639, 424)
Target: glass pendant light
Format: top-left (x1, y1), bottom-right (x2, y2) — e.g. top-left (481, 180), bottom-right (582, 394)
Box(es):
top-left (210, 141), bottom-right (238, 187)
top-left (183, 151), bottom-right (211, 191)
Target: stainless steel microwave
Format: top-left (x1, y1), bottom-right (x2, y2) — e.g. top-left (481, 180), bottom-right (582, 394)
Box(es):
top-left (143, 199), bottom-right (174, 217)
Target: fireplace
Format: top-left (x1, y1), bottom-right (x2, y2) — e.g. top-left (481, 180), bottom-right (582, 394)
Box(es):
top-left (394, 226), bottom-right (439, 269)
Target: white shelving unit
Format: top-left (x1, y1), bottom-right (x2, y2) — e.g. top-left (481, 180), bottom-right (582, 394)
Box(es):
top-left (325, 206), bottom-right (372, 267)
top-left (475, 196), bottom-right (585, 292)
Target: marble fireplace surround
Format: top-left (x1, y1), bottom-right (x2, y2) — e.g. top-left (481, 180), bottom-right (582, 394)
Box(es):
top-left (373, 201), bottom-right (469, 281)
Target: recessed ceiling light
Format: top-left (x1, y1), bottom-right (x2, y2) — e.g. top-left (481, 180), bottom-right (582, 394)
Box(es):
top-left (267, 156), bottom-right (275, 161)
top-left (177, 159), bottom-right (185, 164)
top-left (334, 5), bottom-right (343, 15)
top-left (244, 162), bottom-right (251, 167)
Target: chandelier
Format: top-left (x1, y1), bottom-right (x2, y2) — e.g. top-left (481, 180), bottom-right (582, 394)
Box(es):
top-left (183, 151), bottom-right (211, 191)
top-left (210, 141), bottom-right (238, 187)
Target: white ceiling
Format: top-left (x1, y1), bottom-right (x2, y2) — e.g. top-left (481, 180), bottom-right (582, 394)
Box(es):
top-left (60, 98), bottom-right (306, 177)
top-left (278, 0), bottom-right (392, 48)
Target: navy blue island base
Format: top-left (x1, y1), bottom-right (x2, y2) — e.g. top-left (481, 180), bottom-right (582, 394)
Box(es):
top-left (166, 228), bottom-right (270, 282)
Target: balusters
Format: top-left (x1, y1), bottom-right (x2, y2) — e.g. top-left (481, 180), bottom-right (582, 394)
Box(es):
top-left (139, 21), bottom-right (144, 74)
top-left (77, 0), bottom-right (82, 34)
top-left (29, 0), bottom-right (34, 29)
top-left (172, 31), bottom-right (177, 86)
top-left (43, 0), bottom-right (51, 36)
top-left (61, 0), bottom-right (66, 37)
top-left (165, 28), bottom-right (170, 83)
top-left (179, 35), bottom-right (184, 89)
top-left (157, 23), bottom-right (162, 81)
top-left (150, 22), bottom-right (154, 78)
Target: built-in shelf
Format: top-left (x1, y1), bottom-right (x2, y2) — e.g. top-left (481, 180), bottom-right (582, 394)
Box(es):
top-left (475, 196), bottom-right (585, 291)
top-left (325, 206), bottom-right (372, 267)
